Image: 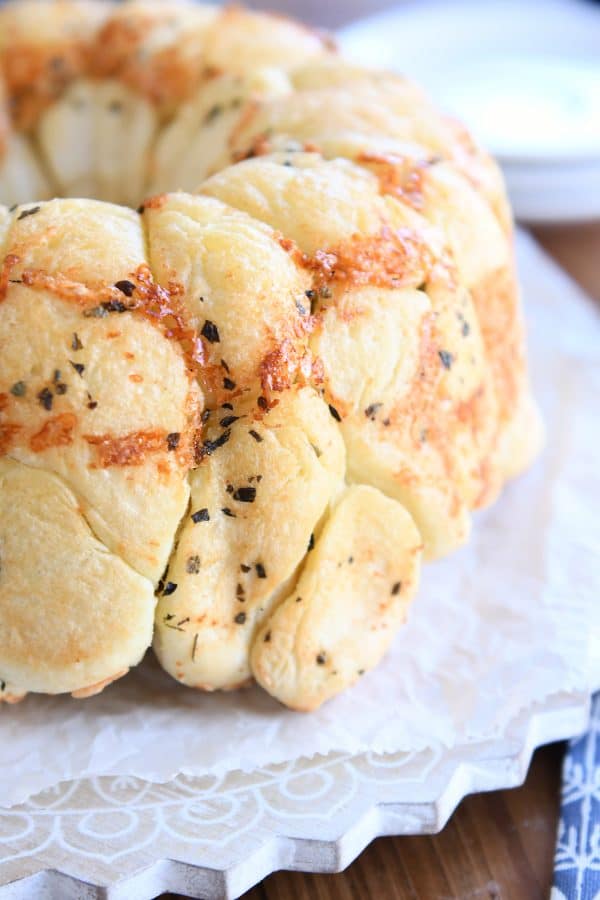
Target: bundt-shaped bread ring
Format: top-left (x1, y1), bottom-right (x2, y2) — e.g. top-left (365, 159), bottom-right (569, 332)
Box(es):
top-left (0, 1), bottom-right (542, 709)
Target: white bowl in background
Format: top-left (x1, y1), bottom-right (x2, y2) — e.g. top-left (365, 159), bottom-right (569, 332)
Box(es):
top-left (340, 0), bottom-right (600, 222)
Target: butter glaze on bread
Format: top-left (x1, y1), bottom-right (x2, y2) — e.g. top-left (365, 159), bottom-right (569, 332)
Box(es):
top-left (0, 1), bottom-right (542, 709)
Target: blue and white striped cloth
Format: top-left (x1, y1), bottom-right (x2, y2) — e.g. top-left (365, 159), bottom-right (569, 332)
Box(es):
top-left (552, 694), bottom-right (600, 900)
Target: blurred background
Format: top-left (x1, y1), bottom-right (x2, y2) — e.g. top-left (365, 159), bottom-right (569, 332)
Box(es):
top-left (246, 0), bottom-right (600, 225)
top-left (247, 0), bottom-right (393, 27)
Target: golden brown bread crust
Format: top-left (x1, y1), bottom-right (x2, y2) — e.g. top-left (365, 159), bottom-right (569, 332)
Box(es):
top-left (0, 1), bottom-right (107, 131)
top-left (250, 485), bottom-right (422, 711)
top-left (0, 2), bottom-right (542, 709)
top-left (0, 2), bottom-right (327, 126)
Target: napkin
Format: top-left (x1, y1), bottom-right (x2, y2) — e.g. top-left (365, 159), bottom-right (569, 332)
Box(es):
top-left (552, 693), bottom-right (600, 900)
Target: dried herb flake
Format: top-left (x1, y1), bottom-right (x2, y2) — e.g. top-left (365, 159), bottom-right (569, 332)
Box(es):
top-left (83, 305), bottom-right (109, 319)
top-left (37, 387), bottom-right (53, 410)
top-left (69, 361), bottom-right (85, 376)
top-left (186, 555), bottom-right (201, 574)
top-left (205, 104), bottom-right (223, 124)
top-left (438, 350), bottom-right (454, 370)
top-left (365, 402), bottom-right (382, 420)
top-left (166, 432), bottom-right (180, 451)
top-left (102, 299), bottom-right (127, 313)
top-left (9, 381), bottom-right (26, 397)
top-left (114, 280), bottom-right (135, 297)
top-left (233, 486), bottom-right (256, 503)
top-left (17, 206), bottom-right (41, 221)
top-left (201, 320), bottom-right (220, 343)
top-left (197, 428), bottom-right (231, 461)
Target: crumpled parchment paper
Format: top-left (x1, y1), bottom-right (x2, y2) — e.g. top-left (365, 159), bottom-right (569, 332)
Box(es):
top-left (0, 230), bottom-right (596, 807)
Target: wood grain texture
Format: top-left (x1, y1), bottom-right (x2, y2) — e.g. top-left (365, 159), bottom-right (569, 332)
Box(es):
top-left (533, 224), bottom-right (600, 301)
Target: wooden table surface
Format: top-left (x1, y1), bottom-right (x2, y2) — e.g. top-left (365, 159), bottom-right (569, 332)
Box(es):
top-left (164, 224), bottom-right (599, 900)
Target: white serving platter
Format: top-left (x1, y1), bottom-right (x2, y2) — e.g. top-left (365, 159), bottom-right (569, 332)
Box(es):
top-left (0, 689), bottom-right (590, 900)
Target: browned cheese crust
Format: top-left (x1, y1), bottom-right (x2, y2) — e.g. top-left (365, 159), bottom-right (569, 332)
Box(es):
top-left (0, 3), bottom-right (542, 710)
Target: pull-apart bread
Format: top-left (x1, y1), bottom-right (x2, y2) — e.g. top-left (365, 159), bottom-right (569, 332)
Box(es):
top-left (0, 2), bottom-right (542, 709)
